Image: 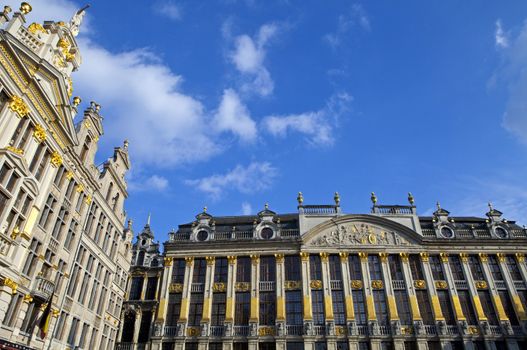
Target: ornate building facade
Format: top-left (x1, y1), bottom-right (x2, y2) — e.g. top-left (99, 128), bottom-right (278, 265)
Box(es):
top-left (0, 3), bottom-right (132, 350)
top-left (118, 194), bottom-right (527, 350)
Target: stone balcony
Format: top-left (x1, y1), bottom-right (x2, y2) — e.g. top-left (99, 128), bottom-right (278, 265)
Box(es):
top-left (31, 275), bottom-right (55, 302)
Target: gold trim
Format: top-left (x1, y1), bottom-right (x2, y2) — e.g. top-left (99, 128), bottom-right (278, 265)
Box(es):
top-left (414, 280), bottom-right (426, 289)
top-left (1, 277), bottom-right (18, 294)
top-left (399, 252), bottom-right (409, 262)
top-left (359, 252), bottom-right (368, 262)
top-left (235, 282), bottom-right (250, 292)
top-left (185, 257), bottom-right (194, 266)
top-left (212, 282), bottom-right (226, 292)
top-left (274, 253), bottom-right (284, 263)
top-left (28, 23), bottom-right (47, 35)
top-left (284, 280), bottom-right (301, 290)
top-left (310, 280), bottom-right (323, 289)
top-left (371, 280), bottom-right (384, 289)
top-left (8, 95), bottom-right (29, 118)
top-left (496, 253), bottom-right (506, 263)
top-left (419, 252), bottom-right (429, 262)
top-left (439, 253), bottom-right (449, 263)
top-left (169, 283), bottom-right (183, 293)
top-left (516, 253), bottom-right (525, 263)
top-left (435, 280), bottom-right (448, 289)
top-left (50, 151), bottom-right (63, 167)
top-left (459, 253), bottom-right (469, 263)
top-left (258, 326), bottom-right (275, 336)
top-left (164, 257), bottom-right (173, 266)
top-left (300, 252), bottom-right (309, 261)
top-left (227, 255), bottom-right (236, 264)
top-left (250, 254), bottom-right (259, 264)
top-left (478, 253), bottom-right (488, 262)
top-left (33, 124), bottom-right (46, 143)
top-left (206, 256), bottom-right (215, 265)
top-left (319, 252), bottom-right (329, 262)
top-left (378, 252), bottom-right (389, 263)
top-left (475, 280), bottom-right (488, 289)
top-left (6, 146), bottom-right (24, 155)
top-left (351, 280), bottom-right (363, 289)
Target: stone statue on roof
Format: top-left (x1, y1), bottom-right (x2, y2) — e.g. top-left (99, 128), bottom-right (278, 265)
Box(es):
top-left (69, 5), bottom-right (90, 37)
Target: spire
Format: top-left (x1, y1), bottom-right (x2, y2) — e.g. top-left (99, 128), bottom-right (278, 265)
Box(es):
top-left (147, 213), bottom-right (151, 226)
top-left (69, 5), bottom-right (90, 37)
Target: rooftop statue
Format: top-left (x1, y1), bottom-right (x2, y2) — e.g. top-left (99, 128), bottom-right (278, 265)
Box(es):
top-left (69, 5), bottom-right (90, 37)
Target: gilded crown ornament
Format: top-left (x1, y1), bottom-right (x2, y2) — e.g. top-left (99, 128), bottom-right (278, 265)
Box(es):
top-left (370, 192), bottom-right (377, 205)
top-left (73, 96), bottom-right (81, 107)
top-left (408, 192), bottom-right (415, 205)
top-left (334, 192), bottom-right (340, 206)
top-left (33, 124), bottom-right (46, 143)
top-left (19, 2), bottom-right (32, 15)
top-left (3, 5), bottom-right (11, 15)
top-left (9, 95), bottom-right (29, 118)
top-left (297, 192), bottom-right (303, 205)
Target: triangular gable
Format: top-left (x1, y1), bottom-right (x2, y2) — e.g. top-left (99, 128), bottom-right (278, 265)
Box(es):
top-left (302, 214), bottom-right (422, 248)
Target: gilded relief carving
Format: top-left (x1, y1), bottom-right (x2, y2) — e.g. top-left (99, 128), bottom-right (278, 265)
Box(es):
top-left (308, 223), bottom-right (410, 247)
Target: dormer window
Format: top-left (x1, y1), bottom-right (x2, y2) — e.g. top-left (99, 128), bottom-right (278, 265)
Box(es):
top-left (440, 226), bottom-right (454, 239)
top-left (261, 227), bottom-right (274, 240)
top-left (196, 230), bottom-right (209, 242)
top-left (494, 227), bottom-right (508, 239)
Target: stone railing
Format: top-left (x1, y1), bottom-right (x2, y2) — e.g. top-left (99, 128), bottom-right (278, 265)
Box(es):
top-left (454, 280), bottom-right (468, 289)
top-left (116, 343), bottom-right (134, 350)
top-left (392, 280), bottom-right (406, 289)
top-left (191, 283), bottom-right (204, 293)
top-left (32, 275), bottom-right (55, 302)
top-left (286, 325), bottom-right (303, 335)
top-left (259, 281), bottom-right (276, 291)
top-left (330, 280), bottom-right (342, 290)
top-left (164, 326), bottom-right (178, 337)
top-left (233, 325), bottom-right (249, 336)
top-left (300, 205), bottom-right (338, 215)
top-left (210, 326), bottom-right (225, 337)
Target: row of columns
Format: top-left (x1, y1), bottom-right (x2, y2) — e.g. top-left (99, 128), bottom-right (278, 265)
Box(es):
top-left (146, 252), bottom-right (527, 350)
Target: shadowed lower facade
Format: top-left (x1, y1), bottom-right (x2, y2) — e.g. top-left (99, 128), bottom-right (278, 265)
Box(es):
top-left (118, 194), bottom-right (527, 350)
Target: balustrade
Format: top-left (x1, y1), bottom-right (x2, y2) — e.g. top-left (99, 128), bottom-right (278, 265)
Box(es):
top-left (259, 281), bottom-right (276, 291)
top-left (446, 325), bottom-right (459, 335)
top-left (330, 280), bottom-right (342, 290)
top-left (454, 280), bottom-right (468, 289)
top-left (210, 326), bottom-right (225, 337)
top-left (233, 326), bottom-right (249, 336)
top-left (313, 325), bottom-right (326, 335)
top-left (392, 280), bottom-right (406, 289)
top-left (164, 326), bottom-right (178, 337)
top-left (191, 283), bottom-right (204, 293)
top-left (286, 325), bottom-right (303, 335)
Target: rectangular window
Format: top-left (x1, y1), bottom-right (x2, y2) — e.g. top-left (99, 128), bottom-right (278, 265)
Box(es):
top-left (329, 255), bottom-right (342, 280)
top-left (416, 290), bottom-right (434, 324)
top-left (167, 293), bottom-right (182, 325)
top-left (234, 292), bottom-right (250, 325)
top-left (287, 343), bottom-right (304, 350)
top-left (332, 290), bottom-right (346, 325)
top-left (22, 238), bottom-right (41, 276)
top-left (488, 256), bottom-right (504, 280)
top-left (172, 259), bottom-right (186, 283)
top-left (145, 277), bottom-right (158, 300)
top-left (129, 277), bottom-right (144, 300)
top-left (429, 255), bottom-right (445, 280)
top-left (188, 293), bottom-right (204, 326)
top-left (353, 290), bottom-right (367, 325)
top-left (64, 220), bottom-right (78, 251)
top-left (337, 343), bottom-right (349, 350)
top-left (54, 312), bottom-right (67, 340)
top-left (437, 290), bottom-right (456, 325)
top-left (506, 256), bottom-right (523, 280)
top-left (285, 290), bottom-right (302, 325)
top-left (394, 290), bottom-right (412, 325)
top-left (479, 290), bottom-right (498, 325)
top-left (498, 290), bottom-right (519, 325)
top-left (53, 165), bottom-right (66, 188)
top-left (388, 255), bottom-right (404, 280)
top-left (260, 256), bottom-right (276, 281)
top-left (10, 117), bottom-right (33, 150)
top-left (469, 256), bottom-right (485, 281)
top-left (211, 293), bottom-right (226, 325)
top-left (409, 255), bottom-right (424, 280)
top-left (312, 290), bottom-right (325, 325)
top-left (236, 256), bottom-right (251, 282)
top-left (373, 290), bottom-right (388, 325)
top-left (285, 255), bottom-right (301, 281)
top-left (458, 290), bottom-right (477, 325)
top-left (369, 255), bottom-right (383, 280)
top-left (79, 323), bottom-right (89, 348)
top-left (259, 291), bottom-right (276, 325)
top-left (214, 257), bottom-right (228, 283)
top-left (192, 258), bottom-right (207, 283)
top-left (449, 256), bottom-right (465, 280)
top-left (67, 317), bottom-right (79, 346)
top-left (310, 255), bottom-right (322, 280)
top-left (38, 194), bottom-right (56, 229)
top-left (3, 293), bottom-right (22, 327)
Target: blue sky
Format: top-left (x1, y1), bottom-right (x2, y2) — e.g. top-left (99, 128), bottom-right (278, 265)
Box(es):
top-left (32, 0), bottom-right (527, 241)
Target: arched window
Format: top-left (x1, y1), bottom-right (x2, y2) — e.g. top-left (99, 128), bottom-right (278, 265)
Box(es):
top-left (106, 182), bottom-right (113, 202)
top-left (80, 136), bottom-right (91, 162)
top-left (137, 251), bottom-right (145, 266)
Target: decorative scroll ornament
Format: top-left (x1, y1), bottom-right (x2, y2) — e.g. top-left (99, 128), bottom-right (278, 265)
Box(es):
top-left (371, 280), bottom-right (384, 289)
top-left (9, 95), bottom-right (30, 117)
top-left (206, 256), bottom-right (215, 265)
top-left (227, 256), bottom-right (236, 264)
top-left (319, 252), bottom-right (329, 262)
top-left (339, 252), bottom-right (349, 261)
top-left (10, 226), bottom-right (20, 240)
top-left (28, 22), bottom-right (47, 35)
top-left (399, 252), bottom-right (409, 262)
top-left (6, 146), bottom-right (23, 155)
top-left (84, 195), bottom-right (92, 205)
top-left (435, 281), bottom-right (448, 289)
top-left (169, 283), bottom-right (183, 293)
top-left (67, 77), bottom-right (73, 97)
top-left (50, 151), bottom-right (63, 167)
top-left (284, 281), bottom-right (301, 290)
top-left (250, 255), bottom-right (259, 265)
top-left (300, 252), bottom-right (309, 261)
top-left (213, 282), bottom-right (226, 292)
top-left (235, 282), bottom-right (250, 292)
top-left (496, 253), bottom-right (506, 263)
top-left (439, 253), bottom-right (449, 263)
top-left (478, 253), bottom-right (488, 262)
top-left (310, 280), bottom-right (323, 289)
top-left (23, 294), bottom-right (33, 303)
top-left (75, 184), bottom-right (84, 193)
top-left (274, 253), bottom-right (284, 263)
top-left (33, 124), bottom-right (46, 143)
top-left (516, 253), bottom-right (525, 263)
top-left (475, 281), bottom-right (488, 289)
top-left (401, 326), bottom-right (413, 335)
top-left (1, 277), bottom-right (18, 294)
top-left (309, 223), bottom-right (405, 247)
top-left (185, 257), bottom-right (194, 266)
top-left (419, 252), bottom-right (429, 262)
top-left (66, 171), bottom-right (74, 180)
top-left (335, 326), bottom-right (346, 336)
top-left (259, 326), bottom-right (275, 336)
top-left (351, 280), bottom-right (363, 289)
top-left (468, 326), bottom-right (479, 335)
top-left (164, 257), bottom-right (173, 266)
top-left (378, 252), bottom-right (389, 263)
top-left (414, 280), bottom-right (426, 289)
top-left (459, 253), bottom-right (469, 263)
top-left (358, 252), bottom-right (368, 262)
top-left (187, 327), bottom-right (200, 337)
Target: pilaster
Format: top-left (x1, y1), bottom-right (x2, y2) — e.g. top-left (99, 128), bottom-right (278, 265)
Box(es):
top-left (459, 253), bottom-right (487, 323)
top-left (320, 252), bottom-right (334, 321)
top-left (419, 252), bottom-right (445, 321)
top-left (300, 252), bottom-right (313, 327)
top-left (358, 252), bottom-right (376, 322)
top-left (512, 253), bottom-right (527, 321)
top-left (399, 253), bottom-right (422, 322)
top-left (249, 254), bottom-right (259, 324)
top-left (225, 256), bottom-right (236, 324)
top-left (201, 256), bottom-right (215, 333)
top-left (478, 254), bottom-right (510, 327)
top-left (275, 253), bottom-right (286, 322)
top-left (178, 257), bottom-right (194, 324)
top-left (379, 253), bottom-right (398, 321)
top-left (339, 252), bottom-right (354, 321)
top-left (157, 257), bottom-right (174, 324)
top-left (440, 253), bottom-right (466, 322)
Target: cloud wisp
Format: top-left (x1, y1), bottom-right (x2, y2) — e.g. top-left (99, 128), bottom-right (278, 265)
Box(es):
top-left (229, 23), bottom-right (278, 97)
top-left (262, 93), bottom-right (353, 147)
top-left (186, 162), bottom-right (278, 199)
top-left (153, 1), bottom-right (183, 21)
top-left (325, 4), bottom-right (370, 49)
top-left (213, 89), bottom-right (257, 143)
top-left (495, 19), bottom-right (509, 49)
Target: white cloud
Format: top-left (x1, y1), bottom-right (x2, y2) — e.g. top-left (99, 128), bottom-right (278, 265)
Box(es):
top-left (497, 19), bottom-right (527, 144)
top-left (153, 1), bottom-right (182, 21)
top-left (495, 19), bottom-right (509, 49)
top-left (128, 174), bottom-right (169, 192)
top-left (186, 162), bottom-right (278, 199)
top-left (229, 23), bottom-right (278, 96)
top-left (262, 93), bottom-right (352, 147)
top-left (213, 89), bottom-right (257, 142)
top-left (325, 4), bottom-right (370, 49)
top-left (241, 202), bottom-right (252, 215)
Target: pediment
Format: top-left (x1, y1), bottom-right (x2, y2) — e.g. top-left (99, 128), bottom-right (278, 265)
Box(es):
top-left (302, 214), bottom-right (422, 248)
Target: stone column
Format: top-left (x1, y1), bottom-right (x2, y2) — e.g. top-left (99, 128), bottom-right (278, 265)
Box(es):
top-left (320, 252), bottom-right (334, 336)
top-left (379, 253), bottom-right (399, 328)
top-left (248, 254), bottom-right (259, 350)
top-left (512, 253), bottom-right (527, 324)
top-left (440, 253), bottom-right (466, 323)
top-left (224, 256), bottom-right (236, 350)
top-left (178, 257), bottom-right (194, 334)
top-left (201, 256), bottom-right (215, 337)
top-left (419, 253), bottom-right (445, 324)
top-left (140, 273), bottom-right (148, 301)
top-left (275, 254), bottom-right (286, 334)
top-left (399, 253), bottom-right (422, 326)
top-left (358, 252), bottom-right (377, 334)
top-left (479, 253), bottom-right (511, 336)
top-left (339, 253), bottom-right (355, 326)
top-left (156, 257), bottom-right (174, 331)
top-left (133, 310), bottom-right (142, 345)
top-left (459, 253), bottom-right (488, 328)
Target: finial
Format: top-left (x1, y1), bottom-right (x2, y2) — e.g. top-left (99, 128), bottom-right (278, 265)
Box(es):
top-left (488, 202), bottom-right (493, 211)
top-left (436, 202), bottom-right (441, 210)
top-left (127, 219), bottom-right (133, 230)
top-left (3, 5), bottom-right (12, 15)
top-left (370, 192), bottom-right (377, 205)
top-left (408, 192), bottom-right (415, 205)
top-left (95, 103), bottom-right (101, 112)
top-left (203, 206), bottom-right (207, 213)
top-left (72, 96), bottom-right (81, 107)
top-left (123, 140), bottom-right (129, 149)
top-left (297, 192), bottom-right (303, 205)
top-left (147, 213), bottom-right (151, 226)
top-left (19, 2), bottom-right (32, 15)
top-left (265, 203), bottom-right (269, 210)
top-left (334, 192), bottom-right (340, 206)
